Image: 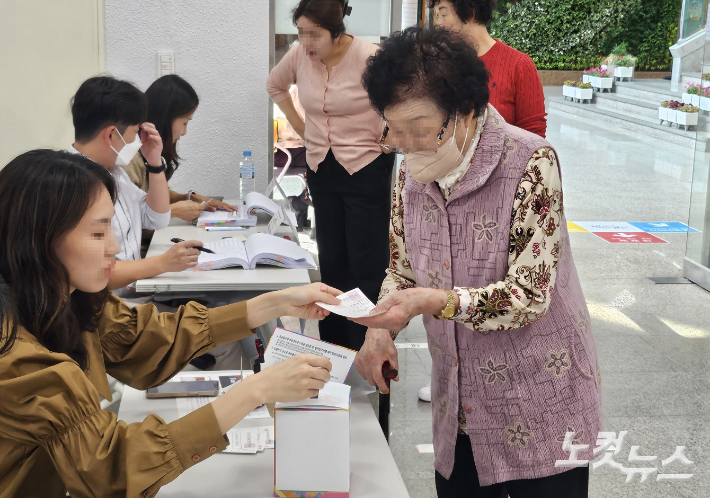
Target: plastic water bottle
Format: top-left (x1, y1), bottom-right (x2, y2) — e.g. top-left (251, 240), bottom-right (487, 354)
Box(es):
top-left (239, 150), bottom-right (255, 205)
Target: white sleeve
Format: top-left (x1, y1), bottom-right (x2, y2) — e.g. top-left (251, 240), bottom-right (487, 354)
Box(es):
top-left (136, 184), bottom-right (171, 230)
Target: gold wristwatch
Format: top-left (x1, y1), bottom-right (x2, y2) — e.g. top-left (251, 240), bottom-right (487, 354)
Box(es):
top-left (435, 290), bottom-right (457, 320)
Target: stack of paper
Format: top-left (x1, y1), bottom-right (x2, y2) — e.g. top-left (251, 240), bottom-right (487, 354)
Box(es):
top-left (225, 424), bottom-right (275, 454)
top-left (263, 327), bottom-right (357, 383)
top-left (197, 192), bottom-right (297, 228)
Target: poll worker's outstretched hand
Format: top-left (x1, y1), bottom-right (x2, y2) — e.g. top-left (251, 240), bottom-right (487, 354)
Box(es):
top-left (355, 328), bottom-right (399, 394)
top-left (253, 354), bottom-right (332, 402)
top-left (279, 283), bottom-right (342, 320)
top-left (212, 354), bottom-right (332, 434)
top-left (159, 240), bottom-right (202, 272)
top-left (138, 122), bottom-right (164, 167)
top-left (171, 200), bottom-right (208, 222)
top-left (349, 287), bottom-right (452, 332)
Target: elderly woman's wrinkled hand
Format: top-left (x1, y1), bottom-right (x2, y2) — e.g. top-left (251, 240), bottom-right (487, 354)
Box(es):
top-left (349, 287), bottom-right (449, 330)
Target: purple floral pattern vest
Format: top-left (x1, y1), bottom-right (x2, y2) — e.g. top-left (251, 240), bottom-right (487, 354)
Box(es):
top-left (403, 106), bottom-right (602, 485)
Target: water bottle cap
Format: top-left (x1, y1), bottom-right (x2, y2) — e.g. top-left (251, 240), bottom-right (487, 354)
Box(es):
top-left (243, 151), bottom-right (252, 157)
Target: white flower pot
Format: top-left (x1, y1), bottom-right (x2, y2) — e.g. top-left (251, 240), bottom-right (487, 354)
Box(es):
top-left (682, 93), bottom-right (694, 105)
top-left (666, 109), bottom-right (678, 123)
top-left (659, 107), bottom-right (669, 123)
top-left (692, 94), bottom-right (701, 106)
top-left (563, 85), bottom-right (576, 100)
top-left (592, 76), bottom-right (613, 91)
top-left (601, 64), bottom-right (608, 70)
top-left (700, 96), bottom-right (710, 112)
top-left (614, 66), bottom-right (635, 80)
top-left (582, 75), bottom-right (591, 84)
top-left (676, 110), bottom-right (698, 127)
top-left (575, 87), bottom-right (593, 102)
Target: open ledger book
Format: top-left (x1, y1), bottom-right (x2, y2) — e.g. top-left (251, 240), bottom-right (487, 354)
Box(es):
top-left (192, 233), bottom-right (316, 270)
top-left (197, 191), bottom-right (297, 227)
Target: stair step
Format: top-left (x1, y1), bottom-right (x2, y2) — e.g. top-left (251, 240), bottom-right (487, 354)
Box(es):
top-left (593, 93), bottom-right (660, 120)
top-left (614, 81), bottom-right (682, 104)
top-left (548, 96), bottom-right (708, 150)
top-left (681, 72), bottom-right (703, 86)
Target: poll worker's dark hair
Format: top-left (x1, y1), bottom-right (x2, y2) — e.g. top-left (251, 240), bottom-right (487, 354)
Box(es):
top-left (0, 150), bottom-right (116, 371)
top-left (145, 75), bottom-right (200, 180)
top-left (427, 0), bottom-right (498, 26)
top-left (292, 0), bottom-right (347, 40)
top-left (362, 27), bottom-right (489, 119)
top-left (71, 76), bottom-right (148, 143)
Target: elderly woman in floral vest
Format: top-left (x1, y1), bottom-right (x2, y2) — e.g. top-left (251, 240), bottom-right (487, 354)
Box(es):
top-left (354, 27), bottom-right (602, 498)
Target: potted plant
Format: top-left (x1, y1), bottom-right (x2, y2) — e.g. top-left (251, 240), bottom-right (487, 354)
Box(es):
top-left (606, 43), bottom-right (636, 81)
top-left (583, 67), bottom-right (613, 92)
top-left (676, 104), bottom-right (699, 130)
top-left (582, 68), bottom-right (597, 84)
top-left (700, 87), bottom-right (710, 112)
top-left (613, 57), bottom-right (636, 81)
top-left (683, 83), bottom-right (702, 106)
top-left (575, 82), bottom-right (594, 102)
top-left (563, 80), bottom-right (577, 100)
top-left (659, 100), bottom-right (682, 126)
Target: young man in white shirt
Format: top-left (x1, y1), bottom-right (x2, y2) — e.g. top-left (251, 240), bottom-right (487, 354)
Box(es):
top-left (69, 76), bottom-right (203, 289)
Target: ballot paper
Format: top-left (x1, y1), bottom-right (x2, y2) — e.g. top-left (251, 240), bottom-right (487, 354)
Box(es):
top-left (263, 327), bottom-right (357, 383)
top-left (275, 381), bottom-right (351, 410)
top-left (315, 287), bottom-right (385, 319)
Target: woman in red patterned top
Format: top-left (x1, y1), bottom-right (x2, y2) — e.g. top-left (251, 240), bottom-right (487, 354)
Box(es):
top-left (430, 0), bottom-right (547, 138)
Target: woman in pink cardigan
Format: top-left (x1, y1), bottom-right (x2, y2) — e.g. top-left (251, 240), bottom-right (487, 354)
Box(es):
top-left (267, 0), bottom-right (394, 351)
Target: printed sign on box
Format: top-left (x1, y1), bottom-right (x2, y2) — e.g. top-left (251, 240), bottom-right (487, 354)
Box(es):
top-left (593, 232), bottom-right (668, 244)
top-left (628, 222), bottom-right (700, 233)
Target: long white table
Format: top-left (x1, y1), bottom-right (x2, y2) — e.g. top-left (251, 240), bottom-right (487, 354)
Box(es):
top-left (136, 215), bottom-right (311, 293)
top-left (117, 371), bottom-right (410, 498)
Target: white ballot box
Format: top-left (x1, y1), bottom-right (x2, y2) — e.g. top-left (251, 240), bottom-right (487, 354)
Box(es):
top-left (274, 383), bottom-right (351, 497)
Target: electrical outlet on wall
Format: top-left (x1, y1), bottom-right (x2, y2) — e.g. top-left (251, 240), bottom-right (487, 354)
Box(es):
top-left (158, 50), bottom-right (174, 77)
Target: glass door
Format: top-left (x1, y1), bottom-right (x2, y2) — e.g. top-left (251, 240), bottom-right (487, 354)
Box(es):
top-left (684, 36), bottom-right (710, 290)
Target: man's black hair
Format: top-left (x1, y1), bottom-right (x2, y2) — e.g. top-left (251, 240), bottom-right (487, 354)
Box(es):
top-left (71, 76), bottom-right (147, 142)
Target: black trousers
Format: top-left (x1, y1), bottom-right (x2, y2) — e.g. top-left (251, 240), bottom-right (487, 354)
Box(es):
top-left (435, 434), bottom-right (589, 498)
top-left (307, 149), bottom-right (394, 351)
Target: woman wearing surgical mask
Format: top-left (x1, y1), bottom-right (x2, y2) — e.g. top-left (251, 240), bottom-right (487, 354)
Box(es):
top-left (266, 0), bottom-right (394, 351)
top-left (354, 28), bottom-right (601, 498)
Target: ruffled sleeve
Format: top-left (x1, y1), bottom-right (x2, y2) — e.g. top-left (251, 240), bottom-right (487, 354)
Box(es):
top-left (99, 294), bottom-right (254, 390)
top-left (0, 337), bottom-right (228, 498)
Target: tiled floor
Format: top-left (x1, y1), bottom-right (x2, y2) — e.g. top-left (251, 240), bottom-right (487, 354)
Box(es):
top-left (379, 103), bottom-right (710, 497)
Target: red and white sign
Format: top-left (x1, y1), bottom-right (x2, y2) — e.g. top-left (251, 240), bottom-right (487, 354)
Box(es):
top-left (593, 232), bottom-right (668, 244)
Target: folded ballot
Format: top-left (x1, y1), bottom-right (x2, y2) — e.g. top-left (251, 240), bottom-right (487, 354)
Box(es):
top-left (191, 233), bottom-right (316, 270)
top-left (197, 191), bottom-right (297, 227)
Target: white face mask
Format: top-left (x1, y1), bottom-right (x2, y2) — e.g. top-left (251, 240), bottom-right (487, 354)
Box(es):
top-left (110, 128), bottom-right (142, 167)
top-left (405, 113), bottom-right (469, 184)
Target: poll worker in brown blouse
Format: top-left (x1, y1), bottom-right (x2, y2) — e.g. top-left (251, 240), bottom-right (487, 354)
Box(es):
top-left (0, 150), bottom-right (341, 498)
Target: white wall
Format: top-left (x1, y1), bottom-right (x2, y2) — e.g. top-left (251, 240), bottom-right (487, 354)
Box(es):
top-left (0, 0), bottom-right (103, 168)
top-left (275, 0), bottom-right (391, 40)
top-left (105, 1), bottom-right (270, 197)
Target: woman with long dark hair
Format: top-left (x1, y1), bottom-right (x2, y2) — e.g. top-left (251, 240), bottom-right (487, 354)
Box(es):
top-left (267, 0), bottom-right (395, 351)
top-left (0, 149), bottom-right (341, 497)
top-left (122, 75), bottom-right (237, 225)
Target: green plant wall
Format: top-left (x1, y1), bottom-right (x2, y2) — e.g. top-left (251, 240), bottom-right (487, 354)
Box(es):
top-left (490, 0), bottom-right (682, 71)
